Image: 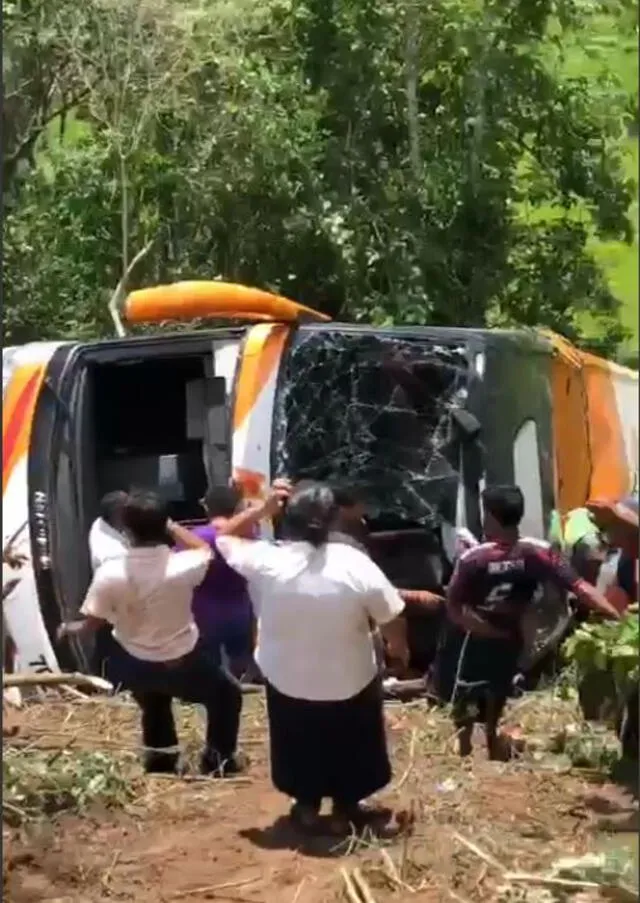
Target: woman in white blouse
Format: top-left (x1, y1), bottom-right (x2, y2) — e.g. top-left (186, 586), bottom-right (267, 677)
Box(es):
top-left (216, 480), bottom-right (409, 835)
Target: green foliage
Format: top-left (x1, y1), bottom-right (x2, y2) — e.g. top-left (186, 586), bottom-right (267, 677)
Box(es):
top-left (550, 719), bottom-right (622, 770)
top-left (3, 748), bottom-right (136, 825)
top-left (563, 606), bottom-right (640, 699)
top-left (2, 0), bottom-right (637, 349)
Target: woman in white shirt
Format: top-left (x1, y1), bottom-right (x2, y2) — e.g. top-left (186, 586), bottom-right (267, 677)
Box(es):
top-left (216, 480), bottom-right (409, 835)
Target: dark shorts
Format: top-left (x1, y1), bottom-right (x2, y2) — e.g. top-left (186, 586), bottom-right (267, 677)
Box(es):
top-left (433, 624), bottom-right (520, 724)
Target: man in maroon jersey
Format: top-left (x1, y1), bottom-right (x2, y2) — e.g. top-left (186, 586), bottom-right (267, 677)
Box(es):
top-left (433, 485), bottom-right (621, 759)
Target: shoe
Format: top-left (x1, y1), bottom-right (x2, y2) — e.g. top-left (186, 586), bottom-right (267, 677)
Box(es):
top-left (329, 801), bottom-right (392, 834)
top-left (144, 751), bottom-right (181, 775)
top-left (200, 749), bottom-right (249, 777)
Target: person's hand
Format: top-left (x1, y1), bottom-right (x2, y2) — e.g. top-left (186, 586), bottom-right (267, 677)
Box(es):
top-left (56, 623), bottom-right (69, 642)
top-left (385, 640), bottom-right (410, 673)
top-left (262, 478), bottom-right (292, 517)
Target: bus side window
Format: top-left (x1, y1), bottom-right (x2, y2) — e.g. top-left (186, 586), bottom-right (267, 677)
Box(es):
top-left (513, 419), bottom-right (544, 539)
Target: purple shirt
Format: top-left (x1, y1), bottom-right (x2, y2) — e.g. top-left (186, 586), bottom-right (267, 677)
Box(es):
top-left (180, 525), bottom-right (252, 636)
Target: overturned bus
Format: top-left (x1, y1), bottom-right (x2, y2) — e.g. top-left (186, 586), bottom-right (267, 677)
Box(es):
top-left (2, 282), bottom-right (638, 677)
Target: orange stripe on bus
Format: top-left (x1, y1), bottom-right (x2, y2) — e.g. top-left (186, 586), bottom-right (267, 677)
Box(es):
top-left (2, 365), bottom-right (45, 494)
top-left (581, 355), bottom-right (628, 500)
top-left (233, 324), bottom-right (290, 431)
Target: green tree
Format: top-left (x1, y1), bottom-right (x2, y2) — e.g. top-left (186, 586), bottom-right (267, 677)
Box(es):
top-left (3, 0), bottom-right (636, 356)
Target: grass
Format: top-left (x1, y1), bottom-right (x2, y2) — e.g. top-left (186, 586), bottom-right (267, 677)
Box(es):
top-left (2, 748), bottom-right (137, 826)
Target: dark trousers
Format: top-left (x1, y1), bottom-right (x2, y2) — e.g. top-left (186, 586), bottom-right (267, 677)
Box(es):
top-left (107, 641), bottom-right (242, 771)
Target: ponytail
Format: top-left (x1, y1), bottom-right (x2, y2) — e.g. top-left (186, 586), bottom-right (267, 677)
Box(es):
top-left (298, 519), bottom-right (330, 547)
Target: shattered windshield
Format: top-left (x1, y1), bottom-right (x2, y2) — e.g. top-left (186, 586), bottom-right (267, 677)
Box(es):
top-left (272, 329), bottom-right (471, 526)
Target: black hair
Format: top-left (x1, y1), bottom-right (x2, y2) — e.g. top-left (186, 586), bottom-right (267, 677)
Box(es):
top-left (331, 483), bottom-right (362, 509)
top-left (122, 489), bottom-right (168, 545)
top-left (283, 481), bottom-right (336, 547)
top-left (482, 484), bottom-right (524, 529)
top-left (99, 491), bottom-right (128, 528)
top-left (202, 484), bottom-right (242, 518)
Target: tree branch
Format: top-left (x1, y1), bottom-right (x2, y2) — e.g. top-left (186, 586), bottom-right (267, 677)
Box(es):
top-left (3, 88), bottom-right (91, 188)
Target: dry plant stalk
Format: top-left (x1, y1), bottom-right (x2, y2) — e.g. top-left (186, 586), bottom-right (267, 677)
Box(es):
top-left (451, 830), bottom-right (505, 873)
top-left (504, 872), bottom-right (637, 902)
top-left (340, 868), bottom-right (361, 903)
top-left (351, 868), bottom-right (378, 903)
top-left (394, 727), bottom-right (418, 791)
top-left (3, 672), bottom-right (112, 693)
top-left (171, 873), bottom-right (263, 899)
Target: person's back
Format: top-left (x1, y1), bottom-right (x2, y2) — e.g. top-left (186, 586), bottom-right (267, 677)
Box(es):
top-left (187, 523), bottom-right (252, 634)
top-left (451, 537), bottom-right (575, 632)
top-left (250, 542), bottom-right (388, 700)
top-left (178, 486), bottom-right (256, 675)
top-left (63, 488), bottom-right (246, 778)
top-left (90, 545), bottom-right (211, 661)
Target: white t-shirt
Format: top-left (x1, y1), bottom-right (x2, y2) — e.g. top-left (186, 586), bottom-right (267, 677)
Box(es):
top-left (88, 517), bottom-right (129, 572)
top-left (216, 537), bottom-right (405, 701)
top-left (81, 546), bottom-right (211, 661)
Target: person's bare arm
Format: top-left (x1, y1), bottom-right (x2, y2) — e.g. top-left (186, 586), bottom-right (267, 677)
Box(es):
top-left (380, 616), bottom-right (409, 671)
top-left (58, 570), bottom-right (114, 640)
top-left (534, 546), bottom-right (621, 621)
top-left (214, 479), bottom-right (292, 536)
top-left (398, 589), bottom-right (444, 610)
top-left (448, 602), bottom-right (512, 639)
top-left (572, 578), bottom-right (621, 620)
top-left (57, 615), bottom-right (105, 641)
top-left (215, 501), bottom-right (268, 536)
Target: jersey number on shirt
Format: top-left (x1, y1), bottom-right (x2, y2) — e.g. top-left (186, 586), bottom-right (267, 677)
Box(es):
top-left (485, 582), bottom-right (514, 606)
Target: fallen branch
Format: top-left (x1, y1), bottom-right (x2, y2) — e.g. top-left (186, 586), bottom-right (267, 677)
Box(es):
top-left (340, 868), bottom-right (361, 903)
top-left (108, 239), bottom-right (154, 337)
top-left (504, 872), bottom-right (637, 902)
top-left (171, 874), bottom-right (263, 899)
top-left (147, 774), bottom-right (252, 785)
top-left (291, 878), bottom-right (307, 903)
top-left (351, 868), bottom-right (378, 903)
top-left (448, 891), bottom-right (473, 903)
top-left (451, 831), bottom-right (505, 873)
top-left (3, 672), bottom-right (113, 693)
top-left (378, 848), bottom-right (414, 893)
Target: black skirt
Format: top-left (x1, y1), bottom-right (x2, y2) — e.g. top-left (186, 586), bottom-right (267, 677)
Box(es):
top-left (265, 678), bottom-right (391, 806)
top-left (432, 623), bottom-right (520, 722)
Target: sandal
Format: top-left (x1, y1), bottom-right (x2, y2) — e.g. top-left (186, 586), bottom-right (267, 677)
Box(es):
top-left (289, 802), bottom-right (321, 833)
top-left (329, 802), bottom-right (392, 835)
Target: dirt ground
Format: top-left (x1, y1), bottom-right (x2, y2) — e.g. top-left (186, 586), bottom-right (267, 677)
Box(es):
top-left (2, 691), bottom-right (637, 903)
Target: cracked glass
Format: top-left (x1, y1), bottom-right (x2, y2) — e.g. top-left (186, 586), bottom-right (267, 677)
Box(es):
top-left (273, 329), bottom-right (471, 526)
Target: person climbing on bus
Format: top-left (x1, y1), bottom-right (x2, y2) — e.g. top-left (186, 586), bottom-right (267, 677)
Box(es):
top-left (433, 484), bottom-right (621, 760)
top-left (175, 484), bottom-right (259, 679)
